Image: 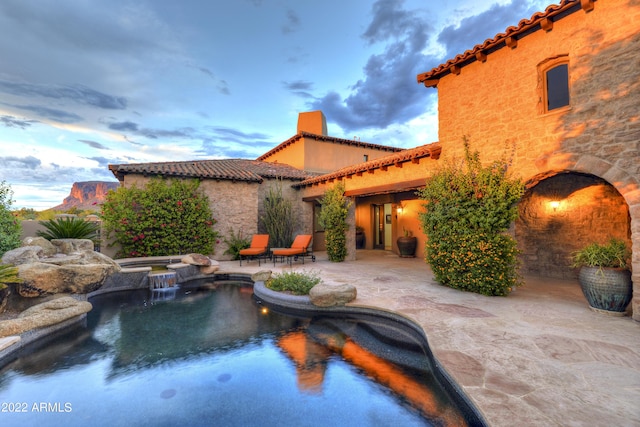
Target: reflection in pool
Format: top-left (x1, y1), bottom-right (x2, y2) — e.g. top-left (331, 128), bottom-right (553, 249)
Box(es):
top-left (0, 281), bottom-right (481, 426)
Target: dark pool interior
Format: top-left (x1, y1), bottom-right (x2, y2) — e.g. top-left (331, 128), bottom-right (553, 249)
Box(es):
top-left (0, 280), bottom-right (485, 426)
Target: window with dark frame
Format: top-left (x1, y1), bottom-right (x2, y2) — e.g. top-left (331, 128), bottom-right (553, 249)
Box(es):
top-left (545, 63), bottom-right (570, 111)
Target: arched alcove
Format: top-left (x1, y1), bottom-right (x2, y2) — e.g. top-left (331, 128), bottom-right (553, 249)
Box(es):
top-left (516, 171), bottom-right (631, 279)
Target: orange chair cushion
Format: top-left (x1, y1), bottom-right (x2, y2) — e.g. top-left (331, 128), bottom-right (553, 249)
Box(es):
top-left (272, 235), bottom-right (312, 257)
top-left (239, 234), bottom-right (269, 256)
top-left (239, 247), bottom-right (267, 256)
top-left (272, 248), bottom-right (305, 256)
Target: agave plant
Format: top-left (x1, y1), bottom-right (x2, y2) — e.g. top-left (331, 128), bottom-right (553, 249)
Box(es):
top-left (37, 217), bottom-right (100, 242)
top-left (0, 264), bottom-right (19, 289)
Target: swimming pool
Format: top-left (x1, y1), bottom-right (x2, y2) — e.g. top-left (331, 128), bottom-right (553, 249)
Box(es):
top-left (0, 280), bottom-right (483, 426)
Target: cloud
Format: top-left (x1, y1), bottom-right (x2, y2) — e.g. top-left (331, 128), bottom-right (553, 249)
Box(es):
top-left (282, 9), bottom-right (300, 34)
top-left (79, 139), bottom-right (110, 150)
top-left (196, 126), bottom-right (276, 158)
top-left (108, 121), bottom-right (139, 132)
top-left (0, 115), bottom-right (38, 129)
top-left (5, 103), bottom-right (83, 123)
top-left (438, 2), bottom-right (542, 61)
top-left (209, 127), bottom-right (271, 142)
top-left (0, 80), bottom-right (127, 110)
top-left (311, 0), bottom-right (435, 132)
top-left (283, 80), bottom-right (313, 91)
top-left (0, 155), bottom-right (42, 170)
top-left (282, 80), bottom-right (314, 98)
top-left (84, 156), bottom-right (116, 170)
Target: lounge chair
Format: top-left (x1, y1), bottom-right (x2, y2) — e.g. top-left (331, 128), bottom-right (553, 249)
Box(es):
top-left (272, 235), bottom-right (315, 266)
top-left (239, 234), bottom-right (270, 266)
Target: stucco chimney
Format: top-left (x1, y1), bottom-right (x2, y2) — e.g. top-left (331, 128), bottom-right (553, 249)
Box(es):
top-left (297, 111), bottom-right (327, 135)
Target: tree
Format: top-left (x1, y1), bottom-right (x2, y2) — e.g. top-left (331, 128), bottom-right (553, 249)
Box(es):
top-left (318, 182), bottom-right (352, 262)
top-left (0, 181), bottom-right (22, 256)
top-left (101, 178), bottom-right (219, 258)
top-left (417, 139), bottom-right (524, 296)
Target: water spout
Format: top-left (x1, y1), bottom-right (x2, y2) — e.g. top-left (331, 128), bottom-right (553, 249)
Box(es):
top-left (148, 271), bottom-right (179, 301)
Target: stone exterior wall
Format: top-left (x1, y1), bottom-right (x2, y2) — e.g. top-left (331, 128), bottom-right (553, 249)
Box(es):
top-left (431, 0), bottom-right (640, 318)
top-left (516, 173), bottom-right (630, 279)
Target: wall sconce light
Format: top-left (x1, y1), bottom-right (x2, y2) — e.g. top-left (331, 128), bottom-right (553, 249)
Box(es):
top-left (396, 206), bottom-right (403, 214)
top-left (550, 200), bottom-right (560, 212)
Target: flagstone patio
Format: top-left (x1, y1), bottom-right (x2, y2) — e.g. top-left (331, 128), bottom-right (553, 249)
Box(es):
top-left (229, 249), bottom-right (640, 427)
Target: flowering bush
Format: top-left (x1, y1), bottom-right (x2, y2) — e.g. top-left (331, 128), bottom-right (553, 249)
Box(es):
top-left (418, 139), bottom-right (524, 296)
top-left (101, 178), bottom-right (219, 258)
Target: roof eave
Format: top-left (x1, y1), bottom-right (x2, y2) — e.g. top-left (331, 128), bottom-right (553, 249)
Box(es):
top-left (417, 0), bottom-right (593, 86)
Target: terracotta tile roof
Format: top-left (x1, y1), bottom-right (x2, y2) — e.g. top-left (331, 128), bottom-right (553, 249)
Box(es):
top-left (108, 159), bottom-right (315, 183)
top-left (257, 131), bottom-right (403, 161)
top-left (293, 143), bottom-right (441, 188)
top-left (417, 0), bottom-right (592, 86)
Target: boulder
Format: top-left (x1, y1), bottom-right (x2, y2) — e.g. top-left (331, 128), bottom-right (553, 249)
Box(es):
top-left (199, 265), bottom-right (220, 274)
top-left (1, 246), bottom-right (42, 266)
top-left (0, 297), bottom-right (92, 338)
top-left (181, 253), bottom-right (212, 266)
top-left (17, 261), bottom-right (119, 297)
top-left (309, 283), bottom-right (357, 307)
top-left (251, 270), bottom-right (272, 282)
top-left (22, 237), bottom-right (57, 256)
top-left (51, 238), bottom-right (94, 254)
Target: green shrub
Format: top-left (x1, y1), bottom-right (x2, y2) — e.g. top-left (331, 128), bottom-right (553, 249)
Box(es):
top-left (318, 182), bottom-right (352, 262)
top-left (101, 178), bottom-right (219, 258)
top-left (266, 270), bottom-right (321, 295)
top-left (37, 217), bottom-right (99, 241)
top-left (0, 181), bottom-right (21, 257)
top-left (418, 139), bottom-right (524, 296)
top-left (260, 180), bottom-right (296, 248)
top-left (223, 227), bottom-right (251, 260)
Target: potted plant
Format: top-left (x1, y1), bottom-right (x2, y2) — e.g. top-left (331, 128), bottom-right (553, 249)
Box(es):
top-left (397, 228), bottom-right (417, 258)
top-left (571, 238), bottom-right (632, 315)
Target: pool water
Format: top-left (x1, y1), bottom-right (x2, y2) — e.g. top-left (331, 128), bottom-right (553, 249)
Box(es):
top-left (0, 281), bottom-right (475, 426)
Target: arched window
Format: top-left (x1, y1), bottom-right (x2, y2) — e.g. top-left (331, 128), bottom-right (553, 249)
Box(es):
top-left (538, 56), bottom-right (570, 113)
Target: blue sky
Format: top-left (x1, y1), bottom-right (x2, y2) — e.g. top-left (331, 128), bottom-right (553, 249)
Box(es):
top-left (0, 0), bottom-right (550, 209)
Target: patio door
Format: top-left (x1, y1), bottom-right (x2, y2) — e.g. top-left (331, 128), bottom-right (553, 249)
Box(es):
top-left (373, 204), bottom-right (392, 250)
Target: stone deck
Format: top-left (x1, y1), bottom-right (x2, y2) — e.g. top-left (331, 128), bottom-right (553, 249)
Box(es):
top-left (227, 249), bottom-right (640, 427)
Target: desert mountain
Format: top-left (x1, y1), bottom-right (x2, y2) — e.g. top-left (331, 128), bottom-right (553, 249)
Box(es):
top-left (53, 181), bottom-right (119, 211)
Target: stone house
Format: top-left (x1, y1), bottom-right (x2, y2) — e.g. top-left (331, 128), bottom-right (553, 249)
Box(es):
top-left (108, 111), bottom-right (402, 255)
top-left (108, 0), bottom-right (639, 318)
top-left (415, 0), bottom-right (639, 318)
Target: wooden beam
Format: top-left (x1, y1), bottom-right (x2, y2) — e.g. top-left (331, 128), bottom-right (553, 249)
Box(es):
top-left (412, 158), bottom-right (420, 164)
top-left (395, 162), bottom-right (403, 169)
top-left (381, 165), bottom-right (388, 171)
top-left (540, 18), bottom-right (553, 32)
top-left (580, 0), bottom-right (595, 12)
top-left (449, 65), bottom-right (461, 75)
top-left (506, 36), bottom-right (517, 49)
top-left (475, 51), bottom-right (487, 63)
top-left (423, 79), bottom-right (439, 88)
